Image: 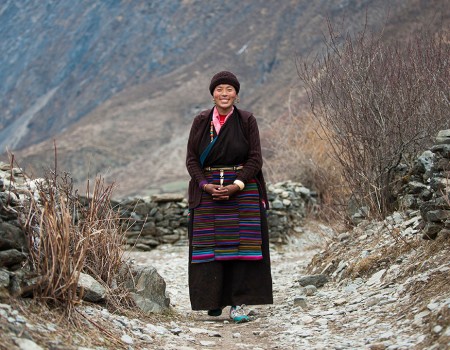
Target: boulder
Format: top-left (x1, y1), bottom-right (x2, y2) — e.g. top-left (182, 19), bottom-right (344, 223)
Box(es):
top-left (121, 264), bottom-right (170, 313)
top-left (436, 129), bottom-right (450, 145)
top-left (77, 272), bottom-right (106, 302)
top-left (0, 249), bottom-right (27, 268)
top-left (298, 274), bottom-right (329, 288)
top-left (0, 222), bottom-right (27, 251)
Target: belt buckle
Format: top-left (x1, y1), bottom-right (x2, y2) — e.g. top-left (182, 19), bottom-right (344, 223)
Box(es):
top-left (219, 169), bottom-right (224, 187)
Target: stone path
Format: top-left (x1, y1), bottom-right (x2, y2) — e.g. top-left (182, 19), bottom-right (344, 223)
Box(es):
top-left (125, 222), bottom-right (445, 350)
top-left (2, 220), bottom-right (448, 349)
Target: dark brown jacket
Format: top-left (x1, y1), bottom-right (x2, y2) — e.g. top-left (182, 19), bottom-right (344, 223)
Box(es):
top-left (186, 107), bottom-right (269, 209)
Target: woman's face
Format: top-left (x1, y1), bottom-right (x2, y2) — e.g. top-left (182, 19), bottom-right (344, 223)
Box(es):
top-left (213, 84), bottom-right (237, 113)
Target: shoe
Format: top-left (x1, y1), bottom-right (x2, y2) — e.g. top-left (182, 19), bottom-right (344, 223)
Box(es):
top-left (207, 307), bottom-right (224, 317)
top-left (230, 305), bottom-right (250, 323)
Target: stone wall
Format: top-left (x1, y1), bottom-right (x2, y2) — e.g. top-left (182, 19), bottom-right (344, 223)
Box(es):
top-left (0, 163), bottom-right (28, 297)
top-left (393, 130), bottom-right (450, 239)
top-left (118, 181), bottom-right (317, 251)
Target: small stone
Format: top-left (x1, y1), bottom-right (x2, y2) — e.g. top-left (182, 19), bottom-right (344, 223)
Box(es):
top-left (78, 272), bottom-right (106, 302)
top-left (305, 285), bottom-right (317, 296)
top-left (0, 249), bottom-right (27, 268)
top-left (413, 310), bottom-right (430, 326)
top-left (427, 302), bottom-right (440, 311)
top-left (293, 296), bottom-right (307, 309)
top-left (366, 297), bottom-right (382, 307)
top-left (46, 323), bottom-right (57, 332)
top-left (298, 274), bottom-right (329, 288)
top-left (207, 330), bottom-right (221, 337)
top-left (189, 327), bottom-right (209, 335)
top-left (232, 332), bottom-right (241, 338)
top-left (272, 199), bottom-right (283, 209)
top-left (282, 199), bottom-right (291, 206)
top-left (13, 338), bottom-right (44, 350)
top-left (366, 269), bottom-right (386, 286)
top-left (333, 298), bottom-right (347, 306)
top-left (170, 327), bottom-right (182, 335)
top-left (433, 325), bottom-right (443, 334)
top-left (200, 340), bottom-right (216, 346)
top-left (121, 334), bottom-right (133, 344)
top-left (436, 129), bottom-right (450, 144)
top-left (0, 303), bottom-right (12, 312)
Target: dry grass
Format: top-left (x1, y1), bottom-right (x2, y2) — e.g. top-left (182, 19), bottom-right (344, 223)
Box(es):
top-left (264, 110), bottom-right (348, 221)
top-left (19, 167), bottom-right (130, 317)
top-left (298, 22), bottom-right (450, 218)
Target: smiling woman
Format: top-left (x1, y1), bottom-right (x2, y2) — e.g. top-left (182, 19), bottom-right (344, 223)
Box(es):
top-left (185, 71), bottom-right (273, 324)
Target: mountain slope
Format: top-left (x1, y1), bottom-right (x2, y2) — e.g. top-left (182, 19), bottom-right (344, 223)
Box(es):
top-left (2, 0), bottom-right (448, 198)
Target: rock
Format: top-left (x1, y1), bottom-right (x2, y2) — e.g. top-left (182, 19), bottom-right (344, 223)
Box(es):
top-left (305, 285), bottom-right (318, 296)
top-left (0, 249), bottom-right (27, 268)
top-left (436, 129), bottom-right (450, 144)
top-left (272, 199), bottom-right (283, 209)
top-left (293, 296), bottom-right (307, 309)
top-left (151, 193), bottom-right (185, 203)
top-left (0, 269), bottom-right (10, 288)
top-left (121, 265), bottom-right (170, 313)
top-left (433, 325), bottom-right (443, 334)
top-left (78, 273), bottom-right (106, 302)
top-left (298, 274), bottom-right (329, 288)
top-left (422, 223), bottom-right (442, 240)
top-left (0, 222), bottom-right (26, 251)
top-left (200, 340), bottom-right (216, 347)
top-left (366, 269), bottom-right (386, 286)
top-left (431, 144), bottom-right (450, 158)
top-left (141, 221), bottom-right (156, 236)
top-left (13, 338), bottom-right (44, 350)
top-left (333, 298), bottom-right (347, 306)
top-left (120, 334), bottom-right (134, 344)
top-left (160, 233), bottom-right (180, 244)
top-left (426, 210), bottom-right (450, 222)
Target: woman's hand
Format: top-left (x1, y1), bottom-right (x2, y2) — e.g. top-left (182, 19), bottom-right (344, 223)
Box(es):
top-left (204, 184), bottom-right (240, 200)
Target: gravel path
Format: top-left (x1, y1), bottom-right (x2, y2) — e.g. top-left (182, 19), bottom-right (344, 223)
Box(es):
top-left (125, 222), bottom-right (440, 350)
top-left (3, 221), bottom-right (445, 349)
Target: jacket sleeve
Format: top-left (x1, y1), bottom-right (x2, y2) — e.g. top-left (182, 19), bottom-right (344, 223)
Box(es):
top-left (236, 115), bottom-right (263, 184)
top-left (186, 115), bottom-right (208, 188)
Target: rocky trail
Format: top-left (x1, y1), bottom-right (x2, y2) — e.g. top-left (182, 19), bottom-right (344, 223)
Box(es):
top-left (3, 217), bottom-right (448, 350)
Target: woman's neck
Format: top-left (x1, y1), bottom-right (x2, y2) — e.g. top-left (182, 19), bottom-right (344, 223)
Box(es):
top-left (216, 106), bottom-right (233, 115)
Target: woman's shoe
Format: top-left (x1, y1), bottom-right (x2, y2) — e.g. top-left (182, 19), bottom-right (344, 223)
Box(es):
top-left (230, 305), bottom-right (250, 323)
top-left (207, 307), bottom-right (224, 316)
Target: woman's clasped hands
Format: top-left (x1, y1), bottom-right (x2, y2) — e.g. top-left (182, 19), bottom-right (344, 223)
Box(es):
top-left (204, 184), bottom-right (240, 200)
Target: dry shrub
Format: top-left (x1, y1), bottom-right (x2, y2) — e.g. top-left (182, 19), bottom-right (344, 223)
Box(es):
top-left (298, 19), bottom-right (450, 218)
top-left (264, 110), bottom-right (347, 221)
top-left (21, 169), bottom-right (128, 315)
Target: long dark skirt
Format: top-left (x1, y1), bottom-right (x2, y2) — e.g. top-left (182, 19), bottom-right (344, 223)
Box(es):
top-left (188, 203), bottom-right (273, 310)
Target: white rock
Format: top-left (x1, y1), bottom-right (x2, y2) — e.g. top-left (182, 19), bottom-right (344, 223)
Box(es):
top-left (13, 338), bottom-right (44, 350)
top-left (427, 302), bottom-right (439, 311)
top-left (334, 298), bottom-right (347, 306)
top-left (121, 334), bottom-right (134, 344)
top-left (200, 340), bottom-right (216, 346)
top-left (433, 325), bottom-right (443, 334)
top-left (189, 327), bottom-right (209, 335)
top-left (366, 269), bottom-right (386, 286)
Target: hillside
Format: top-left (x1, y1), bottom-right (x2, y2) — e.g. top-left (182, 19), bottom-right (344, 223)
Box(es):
top-left (1, 0), bottom-right (448, 198)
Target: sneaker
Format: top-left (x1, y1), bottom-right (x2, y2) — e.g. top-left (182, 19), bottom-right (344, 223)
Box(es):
top-left (230, 305), bottom-right (250, 323)
top-left (207, 307), bottom-right (224, 317)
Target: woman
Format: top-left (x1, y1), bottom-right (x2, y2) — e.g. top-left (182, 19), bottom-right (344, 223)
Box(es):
top-left (186, 71), bottom-right (273, 323)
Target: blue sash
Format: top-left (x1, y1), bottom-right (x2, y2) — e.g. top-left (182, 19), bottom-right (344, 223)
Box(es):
top-left (200, 136), bottom-right (218, 167)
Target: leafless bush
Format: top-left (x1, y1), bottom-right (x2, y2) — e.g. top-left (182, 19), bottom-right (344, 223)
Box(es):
top-left (298, 20), bottom-right (449, 217)
top-left (264, 110), bottom-right (347, 221)
top-left (21, 169), bottom-right (127, 315)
